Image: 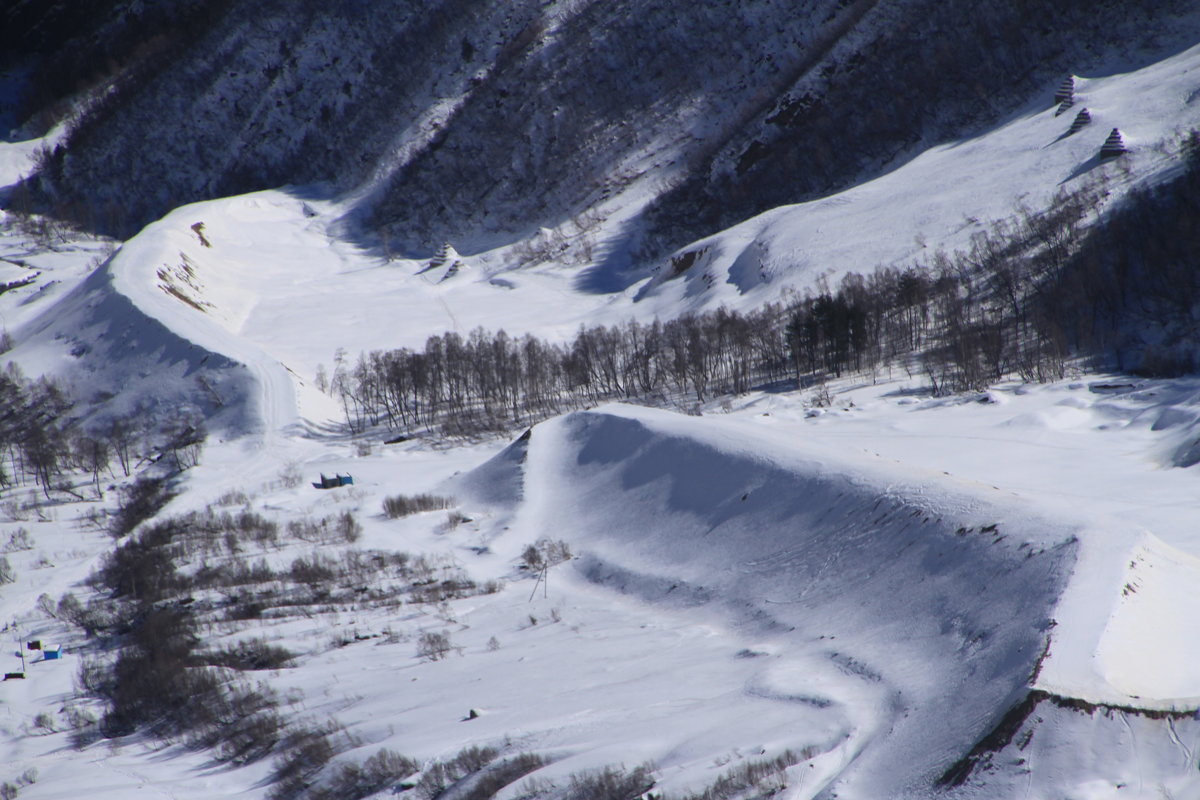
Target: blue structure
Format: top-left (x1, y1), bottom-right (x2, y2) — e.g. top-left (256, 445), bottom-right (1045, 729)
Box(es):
top-left (312, 473), bottom-right (354, 489)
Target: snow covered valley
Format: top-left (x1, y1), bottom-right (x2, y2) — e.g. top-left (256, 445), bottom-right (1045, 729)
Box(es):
top-left (1, 9), bottom-right (1200, 800)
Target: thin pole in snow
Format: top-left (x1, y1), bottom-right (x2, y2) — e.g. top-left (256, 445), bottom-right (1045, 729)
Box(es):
top-left (528, 564), bottom-right (548, 602)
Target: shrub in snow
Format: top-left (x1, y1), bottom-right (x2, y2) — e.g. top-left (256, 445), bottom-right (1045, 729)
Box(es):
top-left (416, 745), bottom-right (501, 800)
top-left (336, 510), bottom-right (362, 543)
top-left (457, 753), bottom-right (547, 800)
top-left (93, 518), bottom-right (189, 602)
top-left (416, 630), bottom-right (453, 661)
top-left (201, 638), bottom-right (296, 671)
top-left (521, 539), bottom-right (572, 572)
top-left (161, 414), bottom-right (207, 471)
top-left (290, 552), bottom-right (339, 585)
top-left (564, 764), bottom-right (656, 800)
top-left (383, 493), bottom-right (456, 518)
top-left (54, 593), bottom-right (113, 637)
top-left (109, 475), bottom-right (177, 538)
top-left (0, 779), bottom-right (23, 800)
top-left (2, 527), bottom-right (33, 553)
top-left (285, 513), bottom-right (359, 544)
top-left (306, 748), bottom-right (419, 800)
top-left (268, 722), bottom-right (344, 800)
top-left (679, 751), bottom-right (803, 800)
top-left (66, 706), bottom-right (100, 751)
top-left (521, 544), bottom-right (544, 572)
top-left (278, 461), bottom-right (303, 488)
top-left (438, 509), bottom-right (471, 532)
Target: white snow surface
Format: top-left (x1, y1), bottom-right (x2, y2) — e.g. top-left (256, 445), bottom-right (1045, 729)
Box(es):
top-left (0, 29), bottom-right (1199, 800)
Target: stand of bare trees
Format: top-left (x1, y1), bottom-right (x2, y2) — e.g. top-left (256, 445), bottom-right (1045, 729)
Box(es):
top-left (343, 134), bottom-right (1200, 438)
top-left (0, 363), bottom-right (208, 501)
top-left (785, 139), bottom-right (1200, 393)
top-left (335, 306), bottom-right (791, 436)
top-left (784, 178), bottom-right (1095, 397)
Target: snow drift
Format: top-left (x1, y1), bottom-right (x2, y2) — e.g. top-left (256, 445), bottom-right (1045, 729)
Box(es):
top-left (14, 250), bottom-right (256, 433)
top-left (459, 405), bottom-right (1081, 798)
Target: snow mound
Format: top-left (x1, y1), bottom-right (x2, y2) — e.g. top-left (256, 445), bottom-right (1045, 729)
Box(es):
top-left (15, 253), bottom-right (256, 432)
top-left (448, 427), bottom-right (531, 508)
top-left (1096, 536), bottom-right (1200, 702)
top-left (478, 404), bottom-right (1081, 798)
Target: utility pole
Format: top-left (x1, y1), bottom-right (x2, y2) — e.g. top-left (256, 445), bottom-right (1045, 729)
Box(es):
top-left (14, 628), bottom-right (26, 675)
top-left (527, 563), bottom-right (549, 602)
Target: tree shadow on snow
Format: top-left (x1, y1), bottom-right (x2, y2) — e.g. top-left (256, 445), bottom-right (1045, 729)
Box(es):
top-left (571, 219), bottom-right (651, 295)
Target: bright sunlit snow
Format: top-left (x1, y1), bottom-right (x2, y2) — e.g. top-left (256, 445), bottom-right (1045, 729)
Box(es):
top-left (1, 27), bottom-right (1199, 800)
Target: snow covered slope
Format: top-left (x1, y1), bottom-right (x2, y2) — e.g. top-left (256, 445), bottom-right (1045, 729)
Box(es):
top-left (737, 380), bottom-right (1200, 714)
top-left (449, 401), bottom-right (1200, 798)
top-left (19, 0), bottom-right (1200, 268)
top-left (0, 8), bottom-right (1199, 800)
top-left (482, 406), bottom-right (1077, 797)
top-left (12, 32), bottom-right (1198, 443)
top-left (636, 39), bottom-right (1200, 313)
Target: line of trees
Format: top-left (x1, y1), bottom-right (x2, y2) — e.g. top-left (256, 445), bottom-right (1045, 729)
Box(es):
top-left (757, 132), bottom-right (1200, 391)
top-left (333, 306), bottom-right (792, 435)
top-left (338, 136), bottom-right (1200, 438)
top-left (786, 178), bottom-right (1100, 394)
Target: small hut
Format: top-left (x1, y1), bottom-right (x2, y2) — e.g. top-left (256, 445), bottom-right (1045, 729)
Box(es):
top-left (1099, 128), bottom-right (1128, 159)
top-left (1067, 108), bottom-right (1091, 134)
top-left (312, 473), bottom-right (354, 490)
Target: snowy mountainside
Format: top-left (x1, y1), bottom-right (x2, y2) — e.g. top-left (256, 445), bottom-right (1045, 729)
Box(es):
top-left (6, 31), bottom-right (1198, 439)
top-left (4, 33), bottom-right (1194, 443)
top-left (480, 406), bottom-right (1078, 798)
top-left (14, 0), bottom-right (1199, 268)
top-left (0, 6), bottom-right (1200, 800)
top-left (15, 257), bottom-right (254, 433)
top-left (636, 38), bottom-right (1200, 313)
top-left (4, 370), bottom-right (1200, 799)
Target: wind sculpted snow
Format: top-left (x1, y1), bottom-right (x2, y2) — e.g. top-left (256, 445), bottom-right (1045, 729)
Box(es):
top-left (466, 405), bottom-right (1080, 798)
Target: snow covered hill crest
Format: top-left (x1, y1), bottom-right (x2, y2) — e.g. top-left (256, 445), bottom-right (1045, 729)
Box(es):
top-left (451, 403), bottom-right (1200, 796)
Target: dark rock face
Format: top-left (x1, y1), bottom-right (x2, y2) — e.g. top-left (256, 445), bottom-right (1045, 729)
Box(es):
top-left (15, 0), bottom-right (1198, 266)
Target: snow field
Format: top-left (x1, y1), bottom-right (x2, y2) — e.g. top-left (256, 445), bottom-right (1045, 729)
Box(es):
top-left (0, 430), bottom-right (852, 800)
top-left (499, 405), bottom-right (1078, 798)
top-left (0, 21), bottom-right (1198, 800)
top-left (3, 367), bottom-right (1200, 800)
